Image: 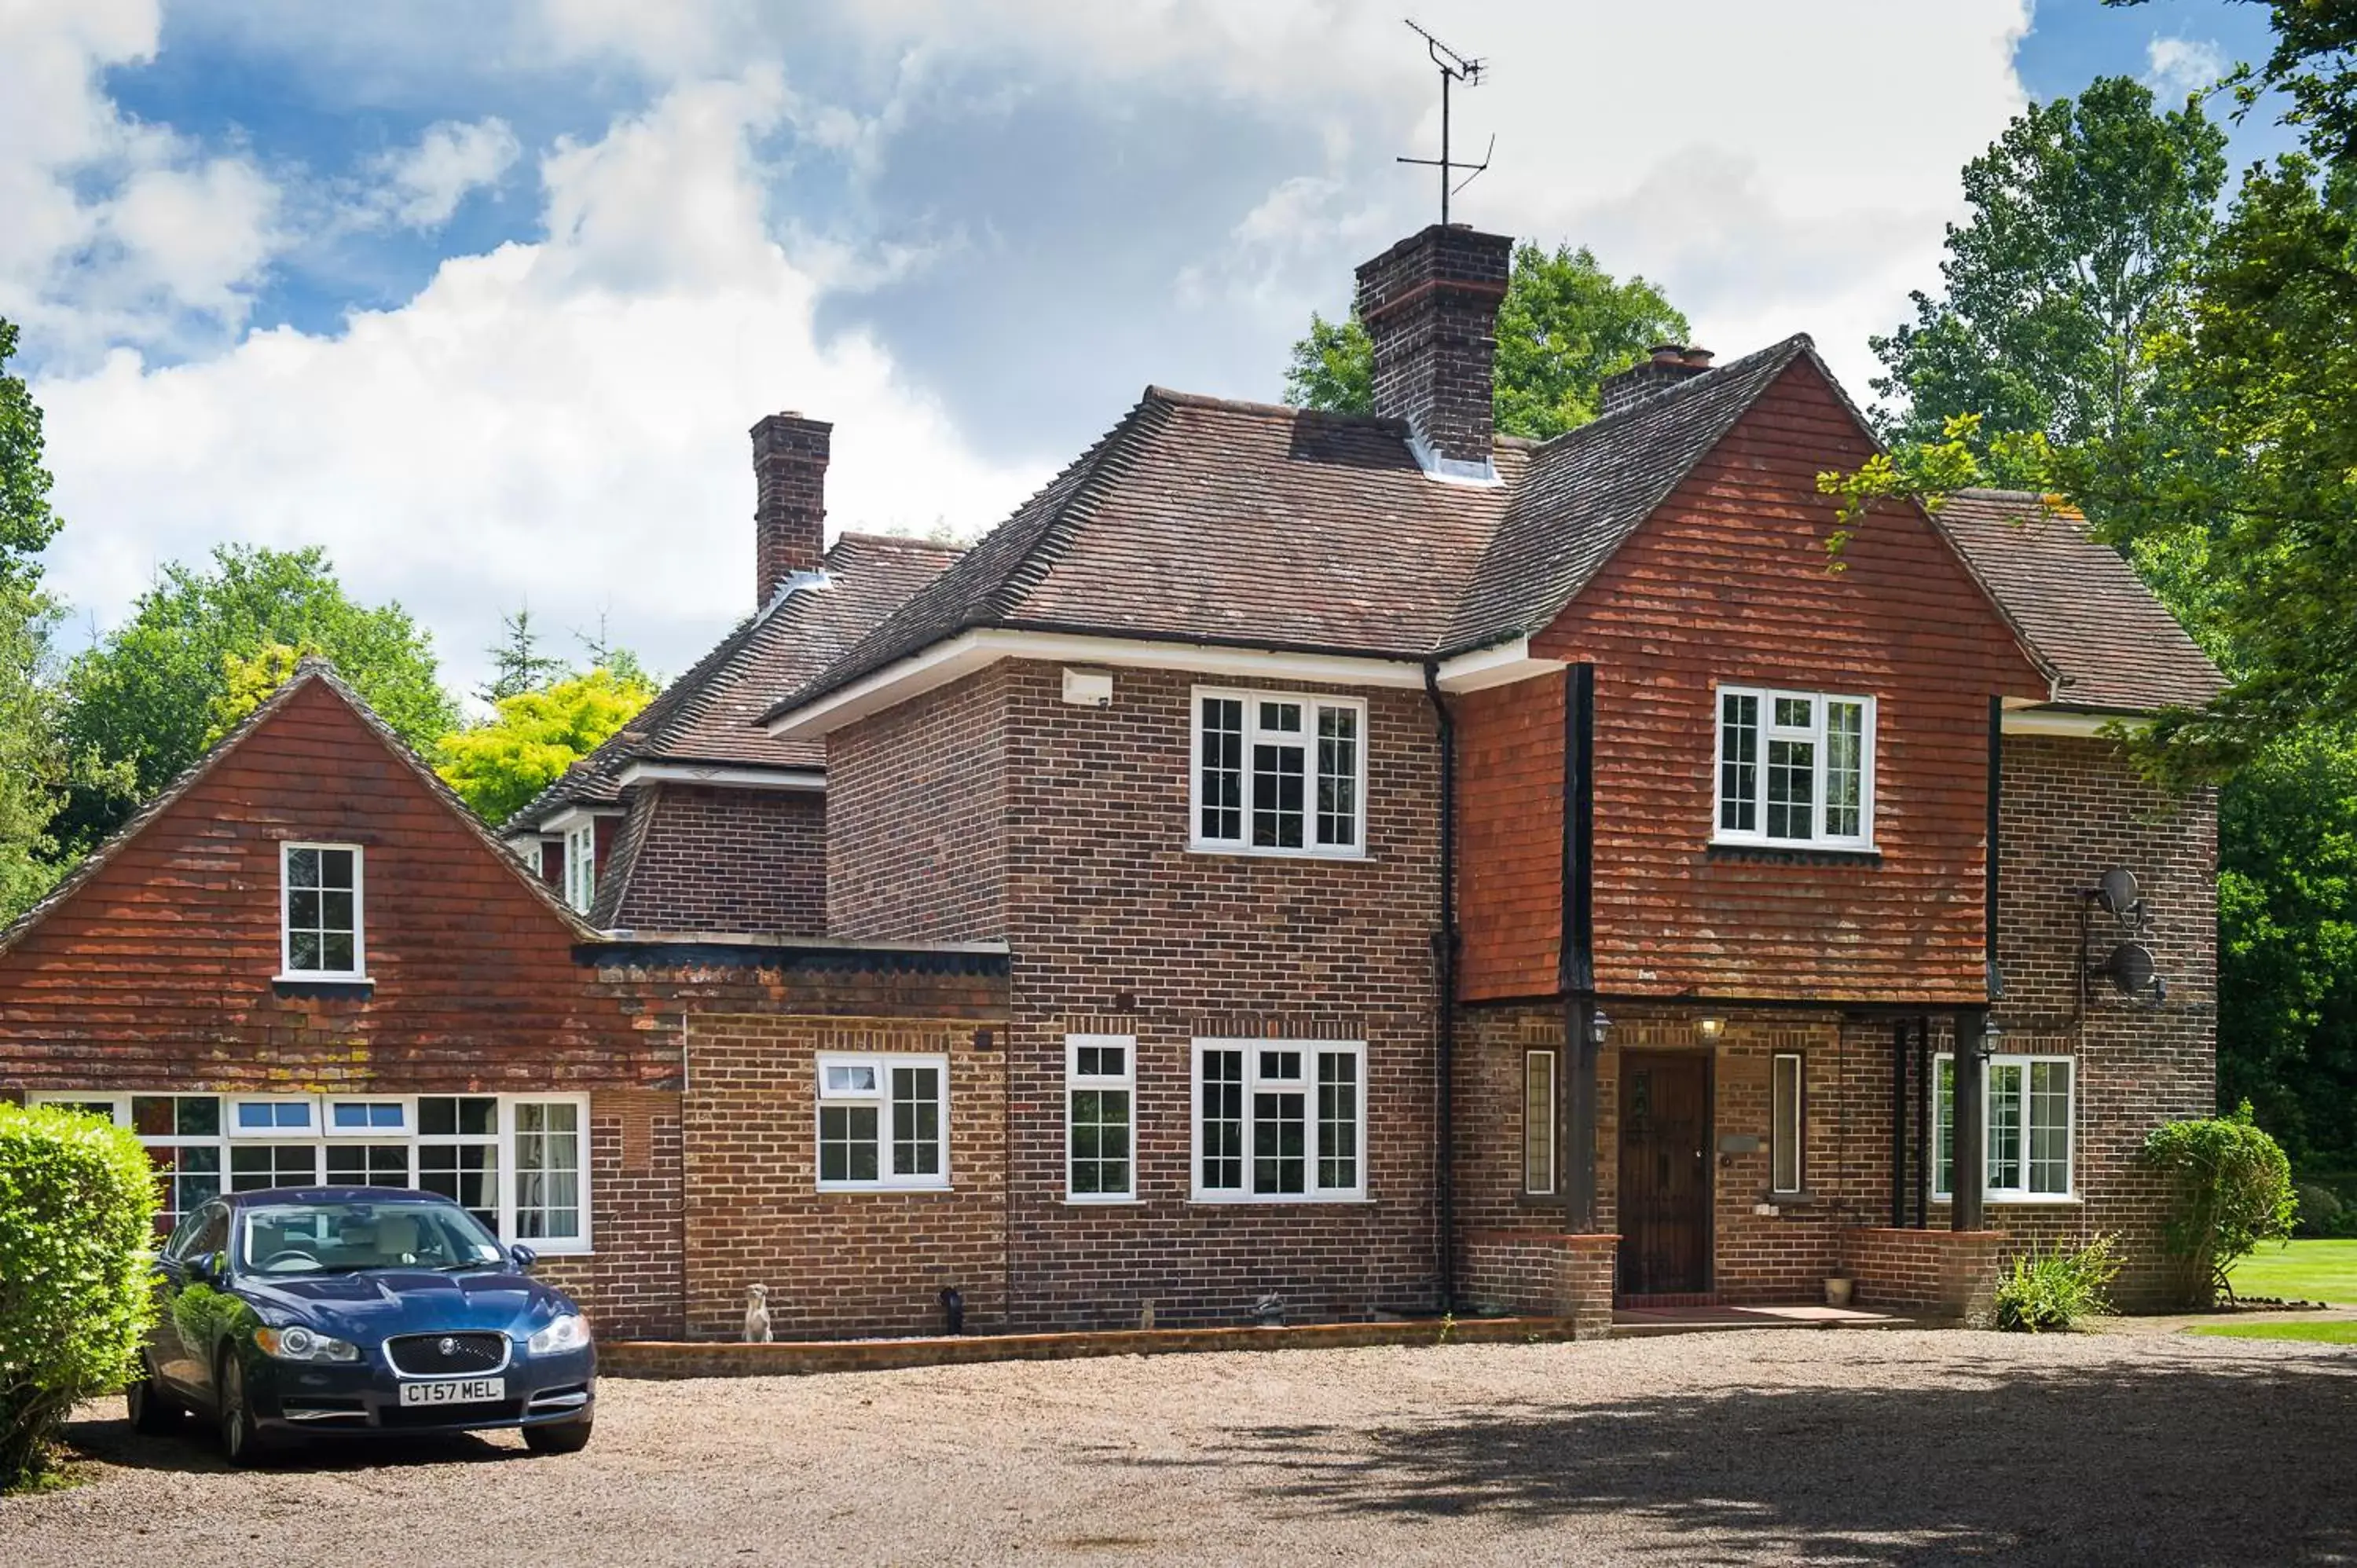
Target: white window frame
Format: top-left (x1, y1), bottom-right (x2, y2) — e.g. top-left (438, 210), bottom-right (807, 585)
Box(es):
top-left (278, 841), bottom-right (367, 980)
top-left (1711, 687), bottom-right (1876, 851)
top-left (1770, 1051), bottom-right (1805, 1195)
top-left (1188, 687), bottom-right (1369, 859)
top-left (27, 1090), bottom-right (595, 1253)
top-left (1065, 1034), bottom-right (1137, 1203)
top-left (562, 820), bottom-right (596, 914)
top-left (1523, 1050), bottom-right (1557, 1197)
top-left (323, 1095), bottom-right (411, 1137)
top-left (226, 1094), bottom-right (320, 1138)
top-left (814, 1053), bottom-right (951, 1192)
top-left (1189, 1039), bottom-right (1368, 1203)
top-left (1931, 1053), bottom-right (2077, 1203)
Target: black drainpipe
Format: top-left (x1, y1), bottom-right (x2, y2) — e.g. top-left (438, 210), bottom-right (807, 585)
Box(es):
top-left (1424, 662), bottom-right (1457, 1313)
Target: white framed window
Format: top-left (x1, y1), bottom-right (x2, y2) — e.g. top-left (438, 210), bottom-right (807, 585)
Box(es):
top-left (1191, 1039), bottom-right (1366, 1202)
top-left (1933, 1053), bottom-right (2076, 1201)
top-left (1523, 1050), bottom-right (1556, 1196)
top-left (1713, 687), bottom-right (1875, 849)
top-left (30, 1091), bottom-right (593, 1251)
top-left (1190, 688), bottom-right (1367, 858)
top-left (1770, 1052), bottom-right (1805, 1194)
top-left (816, 1053), bottom-right (949, 1190)
top-left (563, 820), bottom-right (596, 914)
top-left (280, 841), bottom-right (365, 978)
top-left (1066, 1035), bottom-right (1135, 1202)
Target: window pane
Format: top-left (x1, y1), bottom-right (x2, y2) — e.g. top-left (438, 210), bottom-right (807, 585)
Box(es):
top-left (177, 1096), bottom-right (221, 1137)
top-left (1934, 1058), bottom-right (1955, 1196)
top-left (1259, 1050), bottom-right (1302, 1081)
top-left (288, 929), bottom-right (323, 971)
top-left (515, 1101), bottom-right (582, 1238)
top-left (819, 1104), bottom-right (880, 1183)
top-left (891, 1067), bottom-right (941, 1178)
top-left (1771, 1054), bottom-right (1803, 1193)
top-left (1719, 693), bottom-right (1758, 832)
top-left (2029, 1061), bottom-right (2072, 1194)
top-left (1317, 1052), bottom-right (1358, 1192)
top-left (1200, 1050), bottom-right (1244, 1191)
top-left (321, 934), bottom-right (356, 973)
top-left (132, 1096), bottom-right (174, 1138)
top-left (321, 891), bottom-right (354, 935)
top-left (325, 1144), bottom-right (410, 1186)
top-left (229, 1144), bottom-right (317, 1192)
top-left (1523, 1052), bottom-right (1555, 1196)
top-left (823, 1063), bottom-right (878, 1095)
top-left (317, 849), bottom-right (355, 890)
top-left (1825, 700), bottom-right (1865, 838)
top-left (1199, 698), bottom-right (1244, 841)
top-left (1252, 741), bottom-right (1305, 848)
top-left (1316, 705), bottom-right (1358, 848)
top-left (1774, 697), bottom-right (1813, 728)
top-left (1069, 1087), bottom-right (1131, 1197)
top-left (1767, 737), bottom-right (1816, 840)
top-left (1253, 1090), bottom-right (1307, 1194)
top-left (1987, 1063), bottom-right (2025, 1192)
top-left (1259, 701), bottom-right (1302, 733)
top-left (417, 1141), bottom-right (497, 1229)
top-left (1076, 1044), bottom-right (1124, 1079)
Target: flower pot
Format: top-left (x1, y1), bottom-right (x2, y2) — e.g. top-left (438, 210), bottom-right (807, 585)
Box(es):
top-left (1824, 1276), bottom-right (1854, 1308)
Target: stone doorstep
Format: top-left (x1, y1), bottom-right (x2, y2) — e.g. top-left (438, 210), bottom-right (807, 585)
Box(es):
top-left (600, 1315), bottom-right (1596, 1378)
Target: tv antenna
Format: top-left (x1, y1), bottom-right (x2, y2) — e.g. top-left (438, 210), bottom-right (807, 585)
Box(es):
top-left (1397, 19), bottom-right (1493, 225)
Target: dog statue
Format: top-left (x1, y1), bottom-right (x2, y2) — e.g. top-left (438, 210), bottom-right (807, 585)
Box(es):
top-left (743, 1282), bottom-right (773, 1343)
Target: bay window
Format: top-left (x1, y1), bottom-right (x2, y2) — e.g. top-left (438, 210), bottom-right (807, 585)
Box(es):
top-left (1192, 689), bottom-right (1366, 857)
top-left (1714, 687), bottom-right (1875, 848)
top-left (1192, 1039), bottom-right (1365, 1201)
top-left (1934, 1053), bottom-right (2076, 1200)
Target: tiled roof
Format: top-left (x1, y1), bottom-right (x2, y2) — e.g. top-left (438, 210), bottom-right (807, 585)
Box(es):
top-left (1934, 490), bottom-right (2226, 712)
top-left (504, 532), bottom-right (962, 830)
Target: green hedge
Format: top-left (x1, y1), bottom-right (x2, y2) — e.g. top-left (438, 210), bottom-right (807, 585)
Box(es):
top-left (0, 1102), bottom-right (159, 1487)
top-left (2143, 1101), bottom-right (2297, 1306)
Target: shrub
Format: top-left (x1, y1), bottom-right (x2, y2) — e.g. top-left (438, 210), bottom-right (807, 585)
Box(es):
top-left (1993, 1234), bottom-right (2121, 1332)
top-left (2142, 1102), bottom-right (2297, 1306)
top-left (2293, 1182), bottom-right (2344, 1240)
top-left (0, 1102), bottom-right (158, 1488)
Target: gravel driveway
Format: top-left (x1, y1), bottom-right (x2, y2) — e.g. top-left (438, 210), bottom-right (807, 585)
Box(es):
top-left (8, 1328), bottom-right (2354, 1566)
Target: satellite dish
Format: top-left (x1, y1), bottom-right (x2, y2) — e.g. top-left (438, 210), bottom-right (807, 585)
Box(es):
top-left (2099, 942), bottom-right (2157, 996)
top-left (2095, 867), bottom-right (2141, 918)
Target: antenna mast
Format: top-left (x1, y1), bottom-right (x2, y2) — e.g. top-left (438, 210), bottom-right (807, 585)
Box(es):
top-left (1396, 18), bottom-right (1492, 225)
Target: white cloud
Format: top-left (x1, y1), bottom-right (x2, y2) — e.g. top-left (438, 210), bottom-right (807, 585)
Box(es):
top-left (2146, 35), bottom-right (2225, 98)
top-left (35, 72), bottom-right (1049, 698)
top-left (0, 0), bottom-right (281, 361)
top-left (368, 117), bottom-right (522, 229)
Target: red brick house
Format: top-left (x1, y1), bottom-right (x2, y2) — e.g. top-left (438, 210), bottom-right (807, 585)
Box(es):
top-left (0, 222), bottom-right (2223, 1337)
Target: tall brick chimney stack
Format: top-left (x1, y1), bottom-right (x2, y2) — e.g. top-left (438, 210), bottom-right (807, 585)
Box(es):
top-left (1598, 344), bottom-right (1714, 417)
top-left (1353, 224), bottom-right (1514, 475)
top-left (750, 412), bottom-right (830, 607)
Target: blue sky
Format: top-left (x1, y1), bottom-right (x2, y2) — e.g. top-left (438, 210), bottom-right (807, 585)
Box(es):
top-left (0, 1), bottom-right (2300, 702)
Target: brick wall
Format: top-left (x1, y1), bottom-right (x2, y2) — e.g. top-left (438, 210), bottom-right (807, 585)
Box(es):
top-left (607, 784), bottom-right (826, 934)
top-left (827, 665), bottom-right (1008, 941)
top-left (1458, 1229), bottom-right (1617, 1335)
top-left (1455, 672), bottom-right (1564, 1000)
top-left (1842, 1228), bottom-right (2003, 1322)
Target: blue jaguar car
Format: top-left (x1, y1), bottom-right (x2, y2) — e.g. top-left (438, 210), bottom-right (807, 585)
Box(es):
top-left (130, 1186), bottom-right (596, 1464)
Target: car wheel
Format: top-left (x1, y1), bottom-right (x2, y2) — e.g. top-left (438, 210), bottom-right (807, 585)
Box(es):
top-left (216, 1351), bottom-right (273, 1467)
top-left (126, 1354), bottom-right (179, 1435)
top-left (522, 1414), bottom-right (592, 1455)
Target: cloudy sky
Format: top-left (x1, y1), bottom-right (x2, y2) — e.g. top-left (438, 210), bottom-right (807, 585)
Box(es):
top-left (2, 0), bottom-right (2289, 702)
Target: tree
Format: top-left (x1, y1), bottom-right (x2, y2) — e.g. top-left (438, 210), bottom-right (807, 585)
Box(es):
top-left (1282, 241), bottom-right (1690, 440)
top-left (0, 321), bottom-right (60, 594)
top-left (2143, 1104), bottom-right (2297, 1304)
top-left (436, 666), bottom-right (658, 826)
top-left (1870, 75), bottom-right (2227, 463)
top-left (0, 588), bottom-right (68, 921)
top-left (480, 606), bottom-right (567, 705)
top-left (57, 546), bottom-right (458, 851)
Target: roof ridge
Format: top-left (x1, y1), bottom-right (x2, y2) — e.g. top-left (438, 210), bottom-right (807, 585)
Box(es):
top-left (831, 530), bottom-right (968, 554)
top-left (1523, 333), bottom-right (1817, 454)
top-left (1143, 384), bottom-right (1412, 430)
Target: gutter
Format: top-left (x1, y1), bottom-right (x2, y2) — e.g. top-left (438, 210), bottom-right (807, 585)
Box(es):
top-left (1423, 661), bottom-right (1458, 1313)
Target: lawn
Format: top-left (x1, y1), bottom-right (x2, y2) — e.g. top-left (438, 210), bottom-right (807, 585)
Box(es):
top-left (2224, 1238), bottom-right (2357, 1303)
top-left (2189, 1319), bottom-right (2357, 1344)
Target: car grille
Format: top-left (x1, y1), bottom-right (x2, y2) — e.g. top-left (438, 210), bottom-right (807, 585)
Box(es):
top-left (385, 1332), bottom-right (508, 1376)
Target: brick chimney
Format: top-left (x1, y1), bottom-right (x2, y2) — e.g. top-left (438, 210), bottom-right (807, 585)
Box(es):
top-left (750, 412), bottom-right (830, 607)
top-left (1354, 224), bottom-right (1514, 476)
top-left (1598, 344), bottom-right (1714, 417)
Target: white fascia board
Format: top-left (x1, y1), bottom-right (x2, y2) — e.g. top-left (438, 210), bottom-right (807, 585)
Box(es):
top-left (537, 804), bottom-right (628, 835)
top-left (1433, 639), bottom-right (1565, 694)
top-left (766, 629), bottom-right (1429, 738)
top-left (2000, 708), bottom-right (2145, 738)
top-left (615, 761), bottom-right (825, 793)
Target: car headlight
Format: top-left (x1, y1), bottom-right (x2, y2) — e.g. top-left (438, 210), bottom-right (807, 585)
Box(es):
top-left (527, 1313), bottom-right (591, 1355)
top-left (255, 1324), bottom-right (361, 1363)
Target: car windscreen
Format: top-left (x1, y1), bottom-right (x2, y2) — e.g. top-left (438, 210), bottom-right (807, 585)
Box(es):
top-left (240, 1200), bottom-right (508, 1275)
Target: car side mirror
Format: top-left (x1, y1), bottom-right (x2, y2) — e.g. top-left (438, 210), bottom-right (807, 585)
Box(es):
top-left (509, 1244), bottom-right (537, 1273)
top-left (192, 1251), bottom-right (224, 1287)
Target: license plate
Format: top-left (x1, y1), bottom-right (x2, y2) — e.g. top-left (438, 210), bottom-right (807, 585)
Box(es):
top-left (398, 1378), bottom-right (504, 1407)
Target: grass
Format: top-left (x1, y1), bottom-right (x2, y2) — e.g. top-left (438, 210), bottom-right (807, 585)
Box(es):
top-left (2188, 1320), bottom-right (2357, 1344)
top-left (2226, 1238), bottom-right (2357, 1303)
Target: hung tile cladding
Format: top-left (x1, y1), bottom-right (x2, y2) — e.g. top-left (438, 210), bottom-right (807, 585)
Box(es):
top-left (0, 222), bottom-right (2227, 1340)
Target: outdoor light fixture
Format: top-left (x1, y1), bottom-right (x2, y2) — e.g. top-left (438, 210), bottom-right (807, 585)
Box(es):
top-left (1587, 1007), bottom-right (1613, 1048)
top-left (1976, 1016), bottom-right (2004, 1061)
top-left (1695, 1016), bottom-right (1726, 1043)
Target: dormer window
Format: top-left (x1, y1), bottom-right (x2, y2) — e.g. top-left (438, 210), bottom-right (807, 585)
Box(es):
top-left (563, 821), bottom-right (596, 914)
top-left (1190, 688), bottom-right (1365, 859)
top-left (280, 843), bottom-right (364, 978)
top-left (1713, 687), bottom-right (1875, 850)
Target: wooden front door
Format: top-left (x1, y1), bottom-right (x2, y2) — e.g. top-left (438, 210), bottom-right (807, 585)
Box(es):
top-left (1617, 1052), bottom-right (1710, 1295)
